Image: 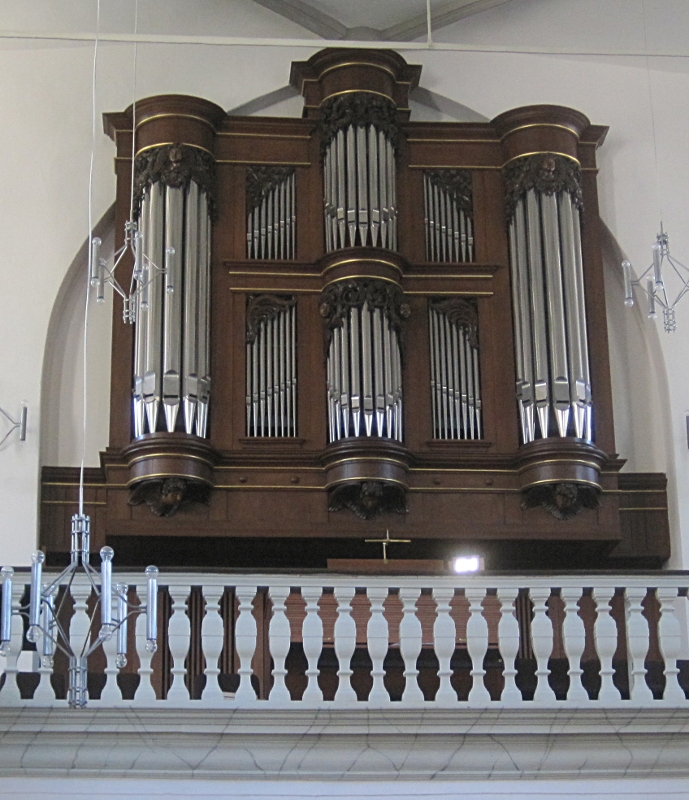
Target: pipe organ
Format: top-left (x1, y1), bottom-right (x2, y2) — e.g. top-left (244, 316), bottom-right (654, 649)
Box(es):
top-left (40, 48), bottom-right (671, 569)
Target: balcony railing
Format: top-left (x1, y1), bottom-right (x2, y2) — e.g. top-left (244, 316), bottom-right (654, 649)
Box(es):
top-left (1, 571), bottom-right (688, 708)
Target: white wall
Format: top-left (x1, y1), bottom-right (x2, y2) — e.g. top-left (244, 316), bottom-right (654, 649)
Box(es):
top-left (1, 0), bottom-right (688, 565)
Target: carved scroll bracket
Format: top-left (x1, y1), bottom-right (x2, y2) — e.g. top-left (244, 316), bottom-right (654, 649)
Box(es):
top-left (318, 92), bottom-right (401, 155)
top-left (128, 477), bottom-right (211, 517)
top-left (429, 297), bottom-right (479, 348)
top-left (425, 169), bottom-right (473, 216)
top-left (319, 278), bottom-right (411, 355)
top-left (504, 153), bottom-right (583, 221)
top-left (134, 143), bottom-right (216, 218)
top-left (246, 166), bottom-right (295, 212)
top-left (521, 482), bottom-right (600, 521)
top-left (246, 294), bottom-right (297, 344)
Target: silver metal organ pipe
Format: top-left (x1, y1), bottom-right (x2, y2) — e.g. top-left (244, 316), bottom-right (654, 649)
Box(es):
top-left (541, 192), bottom-right (571, 438)
top-left (378, 129), bottom-right (389, 249)
top-left (356, 126), bottom-right (368, 246)
top-left (361, 301), bottom-right (373, 436)
top-left (383, 318), bottom-right (394, 438)
top-left (143, 182), bottom-right (164, 435)
top-left (373, 307), bottom-right (385, 435)
top-left (570, 201), bottom-right (592, 440)
top-left (340, 312), bottom-right (350, 437)
top-left (163, 186), bottom-right (184, 433)
top-left (133, 188), bottom-right (150, 438)
top-left (369, 126), bottom-right (380, 247)
top-left (346, 126), bottom-right (357, 247)
top-left (386, 138), bottom-right (397, 250)
top-left (350, 307), bottom-right (361, 437)
top-left (429, 308), bottom-right (438, 437)
top-left (336, 129), bottom-right (346, 248)
top-left (182, 182), bottom-right (200, 436)
top-left (196, 190), bottom-right (211, 438)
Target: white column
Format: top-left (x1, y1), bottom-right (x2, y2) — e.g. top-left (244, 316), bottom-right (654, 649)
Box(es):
top-left (592, 586), bottom-right (620, 704)
top-left (166, 583), bottom-right (191, 704)
top-left (496, 586), bottom-right (521, 706)
top-left (234, 585), bottom-right (258, 704)
top-left (366, 587), bottom-right (390, 705)
top-left (201, 585), bottom-right (225, 703)
top-left (399, 587), bottom-right (423, 705)
top-left (529, 586), bottom-right (555, 703)
top-left (657, 587), bottom-right (684, 704)
top-left (625, 586), bottom-right (653, 704)
top-left (465, 587), bottom-right (491, 706)
top-left (333, 586), bottom-right (357, 704)
top-left (432, 587), bottom-right (456, 706)
top-left (134, 582), bottom-right (157, 704)
top-left (561, 587), bottom-right (588, 703)
top-left (268, 585), bottom-right (292, 704)
top-left (301, 586), bottom-right (324, 704)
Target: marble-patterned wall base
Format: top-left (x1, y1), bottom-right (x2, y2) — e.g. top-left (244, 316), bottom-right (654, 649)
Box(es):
top-left (0, 777), bottom-right (688, 799)
top-left (1, 707), bottom-right (689, 785)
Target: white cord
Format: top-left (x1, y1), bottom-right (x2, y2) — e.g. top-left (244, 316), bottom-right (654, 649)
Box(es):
top-left (80, 0), bottom-right (101, 518)
top-left (128, 0), bottom-right (139, 223)
top-left (426, 0), bottom-right (433, 47)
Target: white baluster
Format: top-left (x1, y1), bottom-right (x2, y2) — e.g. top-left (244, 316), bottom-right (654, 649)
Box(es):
top-left (366, 586), bottom-right (390, 705)
top-left (1, 580), bottom-right (25, 705)
top-left (134, 583), bottom-right (157, 704)
top-left (465, 587), bottom-right (491, 706)
top-left (201, 585), bottom-right (225, 704)
top-left (301, 586), bottom-right (324, 704)
top-left (561, 587), bottom-right (588, 703)
top-left (399, 587), bottom-right (423, 705)
top-left (657, 587), bottom-right (684, 704)
top-left (432, 587), bottom-right (456, 706)
top-left (333, 586), bottom-right (357, 704)
top-left (32, 587), bottom-right (57, 704)
top-left (268, 585), bottom-right (292, 704)
top-left (166, 583), bottom-right (191, 704)
top-left (529, 586), bottom-right (555, 703)
top-left (234, 585), bottom-right (258, 704)
top-left (98, 592), bottom-right (121, 704)
top-left (592, 586), bottom-right (620, 704)
top-left (496, 586), bottom-right (521, 706)
top-left (69, 580), bottom-right (92, 703)
top-left (625, 586), bottom-right (653, 704)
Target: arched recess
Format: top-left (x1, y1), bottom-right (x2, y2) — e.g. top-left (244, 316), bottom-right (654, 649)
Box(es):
top-left (40, 206), bottom-right (115, 468)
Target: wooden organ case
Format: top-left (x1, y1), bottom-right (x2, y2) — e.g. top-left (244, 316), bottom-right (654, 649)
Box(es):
top-left (41, 48), bottom-right (670, 569)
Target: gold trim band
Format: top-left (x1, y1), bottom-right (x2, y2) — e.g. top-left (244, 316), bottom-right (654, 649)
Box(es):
top-left (500, 122), bottom-right (581, 141)
top-left (324, 475), bottom-right (408, 490)
top-left (321, 256), bottom-right (403, 277)
top-left (502, 151), bottom-right (580, 168)
top-left (325, 455), bottom-right (409, 470)
top-left (217, 132), bottom-right (311, 140)
top-left (517, 457), bottom-right (601, 472)
top-left (136, 113), bottom-right (216, 132)
top-left (127, 451), bottom-right (213, 467)
top-left (320, 89), bottom-right (394, 105)
top-left (134, 141), bottom-right (214, 158)
top-left (322, 274), bottom-right (402, 290)
top-left (127, 472), bottom-right (213, 487)
top-left (316, 61), bottom-right (397, 81)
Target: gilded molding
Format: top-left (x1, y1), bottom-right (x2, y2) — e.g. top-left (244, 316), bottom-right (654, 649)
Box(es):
top-left (504, 153), bottom-right (583, 221)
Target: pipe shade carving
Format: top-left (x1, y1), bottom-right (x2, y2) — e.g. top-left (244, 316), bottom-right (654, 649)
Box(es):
top-left (507, 153), bottom-right (592, 444)
top-left (246, 167), bottom-right (296, 260)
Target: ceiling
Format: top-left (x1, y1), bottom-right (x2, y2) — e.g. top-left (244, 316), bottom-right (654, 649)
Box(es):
top-left (249, 0), bottom-right (516, 41)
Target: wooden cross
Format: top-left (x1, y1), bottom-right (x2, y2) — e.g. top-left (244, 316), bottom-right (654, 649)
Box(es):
top-left (364, 530), bottom-right (411, 563)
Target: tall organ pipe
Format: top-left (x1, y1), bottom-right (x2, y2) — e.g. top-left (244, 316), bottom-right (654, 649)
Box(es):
top-left (323, 123), bottom-right (397, 251)
top-left (134, 177), bottom-right (212, 438)
top-left (506, 154), bottom-right (592, 443)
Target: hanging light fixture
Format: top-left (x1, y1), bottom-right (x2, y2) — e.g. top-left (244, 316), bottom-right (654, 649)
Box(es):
top-left (621, 1), bottom-right (688, 333)
top-left (0, 513), bottom-right (158, 708)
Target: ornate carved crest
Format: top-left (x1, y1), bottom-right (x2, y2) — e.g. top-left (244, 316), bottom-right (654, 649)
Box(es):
top-left (246, 165), bottom-right (295, 212)
top-left (521, 481), bottom-right (600, 520)
top-left (429, 297), bottom-right (479, 348)
top-left (425, 169), bottom-right (473, 216)
top-left (318, 92), bottom-right (401, 154)
top-left (134, 143), bottom-right (215, 218)
top-left (128, 477), bottom-right (211, 517)
top-left (319, 278), bottom-right (411, 354)
top-left (504, 153), bottom-right (583, 221)
top-left (328, 480), bottom-right (407, 520)
top-left (246, 294), bottom-right (297, 344)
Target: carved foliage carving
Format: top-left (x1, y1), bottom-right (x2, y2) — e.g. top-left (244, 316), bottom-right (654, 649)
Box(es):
top-left (504, 153), bottom-right (583, 221)
top-left (246, 165), bottom-right (295, 212)
top-left (521, 482), bottom-right (600, 520)
top-left (429, 297), bottom-right (479, 348)
top-left (320, 278), bottom-right (411, 354)
top-left (319, 92), bottom-right (401, 154)
top-left (246, 294), bottom-right (297, 344)
top-left (425, 169), bottom-right (473, 216)
top-left (134, 143), bottom-right (215, 217)
top-left (128, 477), bottom-right (211, 517)
top-left (328, 480), bottom-right (407, 520)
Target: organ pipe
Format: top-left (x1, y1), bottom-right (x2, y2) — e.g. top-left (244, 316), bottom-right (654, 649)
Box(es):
top-left (132, 175), bottom-right (212, 439)
top-left (247, 168), bottom-right (296, 260)
top-left (506, 154), bottom-right (592, 443)
top-left (423, 170), bottom-right (474, 262)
